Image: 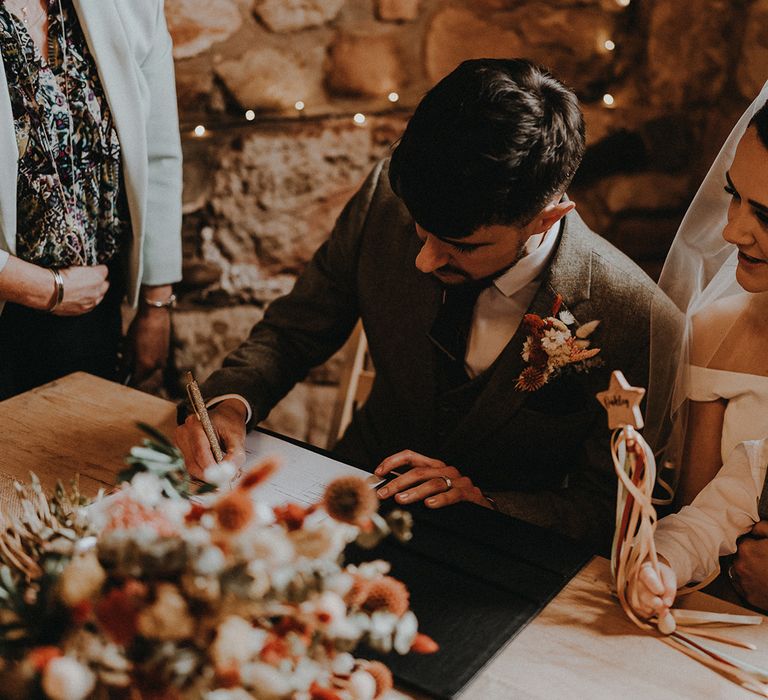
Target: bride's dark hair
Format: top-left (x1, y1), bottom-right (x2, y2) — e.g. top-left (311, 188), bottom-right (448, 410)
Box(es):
top-left (749, 100), bottom-right (768, 148)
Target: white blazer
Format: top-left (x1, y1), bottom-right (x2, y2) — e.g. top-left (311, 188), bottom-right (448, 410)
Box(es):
top-left (0, 0), bottom-right (183, 309)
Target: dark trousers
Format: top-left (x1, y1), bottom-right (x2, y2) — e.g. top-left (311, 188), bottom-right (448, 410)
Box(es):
top-left (0, 271), bottom-right (123, 400)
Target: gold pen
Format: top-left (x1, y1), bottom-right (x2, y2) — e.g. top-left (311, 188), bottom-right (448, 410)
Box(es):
top-left (185, 371), bottom-right (224, 463)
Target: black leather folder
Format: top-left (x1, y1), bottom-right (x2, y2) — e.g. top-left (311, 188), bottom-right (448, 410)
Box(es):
top-left (347, 501), bottom-right (593, 699)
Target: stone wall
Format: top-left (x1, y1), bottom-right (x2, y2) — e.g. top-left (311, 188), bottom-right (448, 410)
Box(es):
top-left (164, 0), bottom-right (765, 444)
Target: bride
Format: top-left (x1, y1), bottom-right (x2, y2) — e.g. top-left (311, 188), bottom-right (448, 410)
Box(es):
top-left (648, 80), bottom-right (768, 609)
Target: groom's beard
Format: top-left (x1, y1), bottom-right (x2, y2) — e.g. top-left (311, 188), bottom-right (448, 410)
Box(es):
top-left (434, 239), bottom-right (527, 288)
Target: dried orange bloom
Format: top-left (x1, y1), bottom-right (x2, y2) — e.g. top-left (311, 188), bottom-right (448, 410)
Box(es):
top-left (215, 489), bottom-right (254, 532)
top-left (238, 458), bottom-right (280, 491)
top-left (410, 633), bottom-right (440, 654)
top-left (515, 365), bottom-right (547, 392)
top-left (323, 476), bottom-right (378, 524)
top-left (362, 576), bottom-right (409, 616)
top-left (361, 660), bottom-right (393, 698)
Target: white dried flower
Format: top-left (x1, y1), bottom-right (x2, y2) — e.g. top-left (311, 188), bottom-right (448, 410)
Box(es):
top-left (136, 583), bottom-right (194, 641)
top-left (58, 551), bottom-right (106, 607)
top-left (233, 527), bottom-right (294, 566)
top-left (212, 616), bottom-right (267, 668)
top-left (521, 337), bottom-right (533, 362)
top-left (194, 546), bottom-right (226, 575)
top-left (331, 652), bottom-right (356, 676)
top-left (206, 690), bottom-right (255, 700)
top-left (353, 561), bottom-right (390, 579)
top-left (394, 610), bottom-right (419, 654)
top-left (41, 657), bottom-right (96, 700)
top-left (129, 472), bottom-right (165, 506)
top-left (348, 670), bottom-right (377, 700)
top-left (204, 461), bottom-right (238, 488)
top-left (240, 662), bottom-right (293, 699)
top-left (558, 309), bottom-right (576, 325)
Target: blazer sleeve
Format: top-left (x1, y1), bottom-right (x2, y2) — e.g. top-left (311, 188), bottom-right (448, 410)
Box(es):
top-left (198, 160), bottom-right (385, 426)
top-left (139, 0), bottom-right (182, 286)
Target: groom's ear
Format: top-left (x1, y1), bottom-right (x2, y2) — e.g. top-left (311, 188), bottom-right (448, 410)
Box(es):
top-left (527, 200), bottom-right (576, 235)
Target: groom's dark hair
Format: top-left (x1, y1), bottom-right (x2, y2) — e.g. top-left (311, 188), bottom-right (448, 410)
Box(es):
top-left (389, 58), bottom-right (585, 240)
top-left (749, 100), bottom-right (768, 149)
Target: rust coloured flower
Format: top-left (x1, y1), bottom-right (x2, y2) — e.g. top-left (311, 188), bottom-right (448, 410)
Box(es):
top-left (214, 489), bottom-right (254, 532)
top-left (362, 576), bottom-right (409, 616)
top-left (362, 660), bottom-right (394, 698)
top-left (323, 476), bottom-right (378, 525)
top-left (515, 366), bottom-right (547, 392)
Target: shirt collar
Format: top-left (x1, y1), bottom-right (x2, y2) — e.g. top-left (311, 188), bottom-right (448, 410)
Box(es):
top-left (493, 220), bottom-right (561, 298)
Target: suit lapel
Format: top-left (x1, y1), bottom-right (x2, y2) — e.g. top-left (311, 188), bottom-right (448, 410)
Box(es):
top-left (441, 211), bottom-right (595, 458)
top-left (73, 0), bottom-right (147, 243)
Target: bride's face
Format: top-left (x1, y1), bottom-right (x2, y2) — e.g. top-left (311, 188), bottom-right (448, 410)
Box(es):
top-left (723, 126), bottom-right (768, 293)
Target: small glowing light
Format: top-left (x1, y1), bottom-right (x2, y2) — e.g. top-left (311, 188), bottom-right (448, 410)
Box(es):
top-left (245, 110), bottom-right (256, 121)
top-left (602, 93), bottom-right (615, 107)
top-left (615, 0), bottom-right (630, 6)
top-left (193, 124), bottom-right (206, 137)
top-left (604, 39), bottom-right (615, 51)
top-left (353, 112), bottom-right (366, 125)
top-left (294, 100), bottom-right (305, 111)
top-left (388, 91), bottom-right (399, 103)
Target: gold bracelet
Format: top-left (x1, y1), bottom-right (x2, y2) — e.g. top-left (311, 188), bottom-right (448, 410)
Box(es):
top-left (47, 268), bottom-right (64, 312)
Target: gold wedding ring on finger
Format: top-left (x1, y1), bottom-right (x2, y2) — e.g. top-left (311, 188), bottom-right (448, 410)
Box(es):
top-left (439, 475), bottom-right (453, 492)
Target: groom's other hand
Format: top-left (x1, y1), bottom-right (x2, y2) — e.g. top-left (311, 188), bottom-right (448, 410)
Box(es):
top-left (374, 450), bottom-right (493, 509)
top-left (175, 399), bottom-right (248, 479)
top-left (732, 520), bottom-right (768, 611)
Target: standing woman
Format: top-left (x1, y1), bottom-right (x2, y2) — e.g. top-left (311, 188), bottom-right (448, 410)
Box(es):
top-left (0, 0), bottom-right (182, 398)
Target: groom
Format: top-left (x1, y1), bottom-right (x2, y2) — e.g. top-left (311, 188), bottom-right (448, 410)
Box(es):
top-left (176, 58), bottom-right (679, 552)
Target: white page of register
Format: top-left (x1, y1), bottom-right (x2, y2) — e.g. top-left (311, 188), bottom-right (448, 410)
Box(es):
top-left (243, 429), bottom-right (383, 508)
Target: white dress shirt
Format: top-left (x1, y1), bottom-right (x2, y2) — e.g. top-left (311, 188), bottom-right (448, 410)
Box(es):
top-left (465, 222), bottom-right (560, 377)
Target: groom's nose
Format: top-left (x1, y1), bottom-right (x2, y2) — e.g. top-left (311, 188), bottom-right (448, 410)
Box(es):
top-left (415, 234), bottom-right (451, 273)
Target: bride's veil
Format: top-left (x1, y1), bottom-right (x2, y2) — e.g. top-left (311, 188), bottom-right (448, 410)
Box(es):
top-left (645, 80), bottom-right (768, 494)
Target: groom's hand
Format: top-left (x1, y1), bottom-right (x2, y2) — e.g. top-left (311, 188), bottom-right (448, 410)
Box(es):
top-left (374, 450), bottom-right (492, 509)
top-left (175, 400), bottom-right (248, 479)
top-left (732, 520), bottom-right (768, 611)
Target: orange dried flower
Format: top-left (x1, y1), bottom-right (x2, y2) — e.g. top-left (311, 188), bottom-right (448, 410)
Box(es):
top-left (238, 458), bottom-right (279, 491)
top-left (362, 660), bottom-right (394, 698)
top-left (310, 682), bottom-right (343, 700)
top-left (551, 293), bottom-right (563, 316)
top-left (323, 476), bottom-right (378, 524)
top-left (362, 576), bottom-right (409, 616)
top-left (344, 574), bottom-right (371, 608)
top-left (185, 502), bottom-right (208, 524)
top-left (522, 314), bottom-right (545, 334)
top-left (70, 600), bottom-right (92, 625)
top-left (103, 493), bottom-right (176, 537)
top-left (216, 665), bottom-right (241, 689)
top-left (274, 502), bottom-right (310, 531)
top-left (260, 634), bottom-right (290, 665)
top-left (410, 632), bottom-right (440, 654)
top-left (214, 489), bottom-right (254, 532)
top-left (515, 366), bottom-right (547, 392)
top-left (569, 347), bottom-right (601, 362)
top-left (95, 579), bottom-right (147, 646)
top-left (26, 646), bottom-right (61, 672)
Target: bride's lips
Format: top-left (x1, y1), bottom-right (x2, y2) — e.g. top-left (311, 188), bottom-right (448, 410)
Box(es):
top-left (738, 250), bottom-right (768, 267)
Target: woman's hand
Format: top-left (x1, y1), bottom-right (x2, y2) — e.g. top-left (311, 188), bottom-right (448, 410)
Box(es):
top-left (51, 265), bottom-right (110, 316)
top-left (0, 256), bottom-right (108, 314)
top-left (374, 450), bottom-right (493, 509)
top-left (627, 560), bottom-right (677, 620)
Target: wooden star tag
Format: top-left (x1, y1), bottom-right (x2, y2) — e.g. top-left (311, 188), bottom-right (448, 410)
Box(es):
top-left (596, 370), bottom-right (645, 430)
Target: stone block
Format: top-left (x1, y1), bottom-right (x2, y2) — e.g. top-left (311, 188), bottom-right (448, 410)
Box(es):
top-left (215, 48), bottom-right (312, 111)
top-left (737, 0), bottom-right (768, 100)
top-left (599, 173), bottom-right (692, 215)
top-left (253, 0), bottom-right (345, 33)
top-left (425, 5), bottom-right (613, 92)
top-left (166, 0), bottom-right (243, 59)
top-left (610, 215), bottom-right (683, 262)
top-left (325, 34), bottom-right (403, 97)
top-left (376, 0), bottom-right (420, 22)
top-left (646, 0), bottom-right (731, 108)
top-left (172, 306), bottom-right (264, 383)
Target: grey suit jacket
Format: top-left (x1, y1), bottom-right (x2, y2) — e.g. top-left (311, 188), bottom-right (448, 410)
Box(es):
top-left (202, 159), bottom-right (680, 552)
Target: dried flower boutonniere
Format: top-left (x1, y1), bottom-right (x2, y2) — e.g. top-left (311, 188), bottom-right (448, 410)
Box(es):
top-left (516, 294), bottom-right (602, 391)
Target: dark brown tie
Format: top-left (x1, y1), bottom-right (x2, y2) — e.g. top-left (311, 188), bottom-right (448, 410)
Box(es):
top-left (428, 282), bottom-right (487, 367)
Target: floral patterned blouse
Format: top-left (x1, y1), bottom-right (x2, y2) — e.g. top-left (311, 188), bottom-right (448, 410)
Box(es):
top-left (0, 0), bottom-right (129, 267)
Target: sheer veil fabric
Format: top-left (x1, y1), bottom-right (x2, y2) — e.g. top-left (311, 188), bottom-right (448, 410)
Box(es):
top-left (646, 80), bottom-right (768, 489)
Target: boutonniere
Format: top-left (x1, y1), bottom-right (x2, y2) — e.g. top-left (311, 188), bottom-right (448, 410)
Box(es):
top-left (515, 294), bottom-right (602, 392)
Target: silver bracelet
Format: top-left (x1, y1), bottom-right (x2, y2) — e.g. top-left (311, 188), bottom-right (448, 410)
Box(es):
top-left (142, 292), bottom-right (177, 309)
top-left (47, 268), bottom-right (64, 312)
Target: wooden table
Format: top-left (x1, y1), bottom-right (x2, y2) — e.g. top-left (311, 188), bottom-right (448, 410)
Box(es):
top-left (2, 373), bottom-right (768, 699)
